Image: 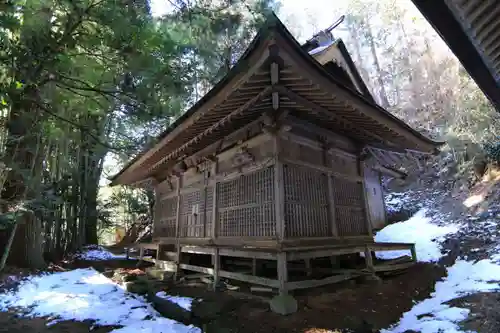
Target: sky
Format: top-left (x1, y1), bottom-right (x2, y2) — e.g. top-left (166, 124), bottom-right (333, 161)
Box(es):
top-left (149, 0), bottom-right (350, 42)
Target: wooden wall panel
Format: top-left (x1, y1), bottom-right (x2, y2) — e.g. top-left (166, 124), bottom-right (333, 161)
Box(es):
top-left (153, 196), bottom-right (178, 238)
top-left (283, 163), bottom-right (329, 238)
top-left (363, 165), bottom-right (386, 230)
top-left (217, 166), bottom-right (275, 237)
top-left (332, 177), bottom-right (368, 236)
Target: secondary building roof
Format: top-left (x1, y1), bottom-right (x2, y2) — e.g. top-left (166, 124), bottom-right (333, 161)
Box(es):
top-left (111, 13), bottom-right (442, 186)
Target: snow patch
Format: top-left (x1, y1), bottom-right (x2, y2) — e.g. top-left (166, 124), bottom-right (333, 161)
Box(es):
top-left (0, 268), bottom-right (199, 333)
top-left (374, 209), bottom-right (458, 262)
top-left (74, 246), bottom-right (132, 261)
top-left (382, 260), bottom-right (500, 333)
top-left (155, 292), bottom-right (194, 311)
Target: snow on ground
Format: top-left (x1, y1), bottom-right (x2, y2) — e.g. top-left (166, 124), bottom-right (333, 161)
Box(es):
top-left (382, 259), bottom-right (500, 333)
top-left (381, 191), bottom-right (500, 333)
top-left (0, 268), bottom-right (200, 333)
top-left (375, 209), bottom-right (459, 262)
top-left (156, 292), bottom-right (194, 311)
top-left (74, 245), bottom-right (132, 261)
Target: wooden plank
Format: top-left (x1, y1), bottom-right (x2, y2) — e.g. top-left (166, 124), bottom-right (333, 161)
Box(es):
top-left (282, 115), bottom-right (358, 155)
top-left (287, 247), bottom-right (367, 261)
top-left (179, 264), bottom-right (280, 288)
top-left (181, 245), bottom-right (277, 260)
top-left (281, 157), bottom-right (363, 182)
top-left (373, 262), bottom-right (414, 272)
top-left (286, 274), bottom-right (356, 291)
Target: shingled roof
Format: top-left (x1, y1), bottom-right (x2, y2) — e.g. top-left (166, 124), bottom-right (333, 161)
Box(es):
top-left (110, 13), bottom-right (442, 186)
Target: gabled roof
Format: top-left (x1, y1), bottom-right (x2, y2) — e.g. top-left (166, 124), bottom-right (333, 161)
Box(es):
top-left (110, 13), bottom-right (442, 186)
top-left (307, 39), bottom-right (375, 103)
top-left (411, 0), bottom-right (500, 111)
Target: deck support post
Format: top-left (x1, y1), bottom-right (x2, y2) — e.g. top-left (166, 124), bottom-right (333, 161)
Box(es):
top-left (138, 246), bottom-right (144, 265)
top-left (305, 258), bottom-right (312, 277)
top-left (411, 244), bottom-right (417, 262)
top-left (277, 252), bottom-right (288, 296)
top-left (270, 251), bottom-right (297, 315)
top-left (252, 257), bottom-right (257, 276)
top-left (364, 245), bottom-right (374, 273)
top-left (213, 247), bottom-right (221, 291)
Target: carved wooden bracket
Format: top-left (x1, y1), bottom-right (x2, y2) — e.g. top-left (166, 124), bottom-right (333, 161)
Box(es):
top-left (231, 146), bottom-right (255, 169)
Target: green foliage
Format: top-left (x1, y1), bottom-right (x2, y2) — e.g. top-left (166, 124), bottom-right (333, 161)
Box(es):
top-left (483, 139), bottom-right (500, 163)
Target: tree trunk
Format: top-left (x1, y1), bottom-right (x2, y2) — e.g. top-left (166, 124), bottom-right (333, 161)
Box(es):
top-left (365, 19), bottom-right (390, 108)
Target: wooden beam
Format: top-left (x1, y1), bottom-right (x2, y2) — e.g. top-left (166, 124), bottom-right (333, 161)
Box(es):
top-left (274, 40), bottom-right (437, 152)
top-left (286, 274), bottom-right (356, 291)
top-left (179, 263), bottom-right (280, 288)
top-left (275, 85), bottom-right (388, 144)
top-left (129, 41), bottom-right (274, 174)
top-left (373, 262), bottom-right (414, 272)
top-left (149, 86), bottom-right (273, 174)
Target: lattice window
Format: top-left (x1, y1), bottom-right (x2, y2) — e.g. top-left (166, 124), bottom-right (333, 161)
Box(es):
top-left (332, 177), bottom-right (368, 236)
top-left (284, 164), bottom-right (329, 238)
top-left (217, 166), bottom-right (275, 237)
top-left (179, 190), bottom-right (204, 238)
top-left (154, 196), bottom-right (177, 238)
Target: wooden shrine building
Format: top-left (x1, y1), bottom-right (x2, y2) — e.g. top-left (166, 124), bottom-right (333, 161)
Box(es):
top-left (110, 14), bottom-right (442, 310)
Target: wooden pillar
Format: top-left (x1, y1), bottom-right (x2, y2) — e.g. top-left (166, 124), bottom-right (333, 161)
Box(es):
top-left (411, 244), bottom-right (417, 262)
top-left (174, 176), bottom-right (182, 280)
top-left (139, 246), bottom-right (144, 263)
top-left (274, 135), bottom-right (285, 241)
top-left (304, 258), bottom-right (312, 277)
top-left (277, 252), bottom-right (288, 296)
top-left (252, 257), bottom-right (257, 276)
top-left (364, 245), bottom-right (374, 273)
top-left (213, 248), bottom-right (220, 291)
top-left (211, 160), bottom-right (219, 240)
top-left (358, 158), bottom-right (374, 237)
top-left (327, 173), bottom-right (338, 236)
